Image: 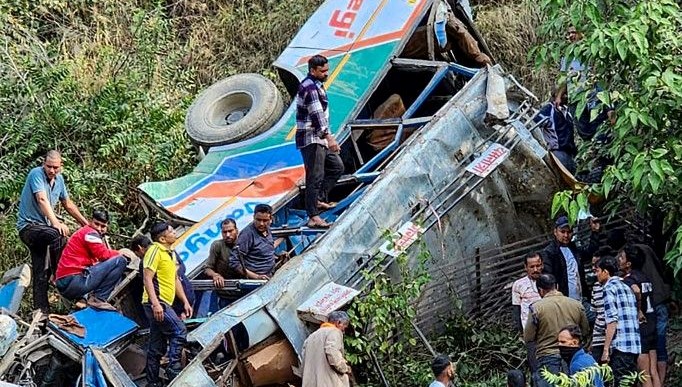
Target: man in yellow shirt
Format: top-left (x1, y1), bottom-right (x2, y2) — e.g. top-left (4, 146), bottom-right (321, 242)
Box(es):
top-left (142, 222), bottom-right (193, 386)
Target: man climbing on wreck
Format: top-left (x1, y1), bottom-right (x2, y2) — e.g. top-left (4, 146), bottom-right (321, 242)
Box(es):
top-left (16, 150), bottom-right (89, 313)
top-left (142, 222), bottom-right (193, 385)
top-left (54, 209), bottom-right (128, 311)
top-left (296, 54), bottom-right (344, 229)
top-left (228, 204), bottom-right (286, 280)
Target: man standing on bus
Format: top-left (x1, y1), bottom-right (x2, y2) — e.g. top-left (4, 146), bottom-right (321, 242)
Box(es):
top-left (295, 54), bottom-right (344, 229)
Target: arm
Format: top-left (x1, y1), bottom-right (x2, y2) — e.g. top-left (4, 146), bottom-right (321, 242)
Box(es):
top-left (629, 283), bottom-right (646, 322)
top-left (35, 191), bottom-right (69, 235)
top-left (229, 231), bottom-right (269, 280)
top-left (601, 287), bottom-right (617, 363)
top-left (602, 322), bottom-right (616, 363)
top-left (324, 331), bottom-right (351, 375)
top-left (175, 275), bottom-right (193, 319)
top-left (204, 243), bottom-right (225, 288)
top-left (143, 267), bottom-right (164, 322)
top-left (62, 198), bottom-right (88, 227)
top-left (84, 231), bottom-right (119, 261)
top-left (523, 306), bottom-right (537, 344)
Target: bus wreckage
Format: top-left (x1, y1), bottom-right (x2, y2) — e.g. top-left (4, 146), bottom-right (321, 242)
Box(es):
top-left (0, 0), bottom-right (565, 385)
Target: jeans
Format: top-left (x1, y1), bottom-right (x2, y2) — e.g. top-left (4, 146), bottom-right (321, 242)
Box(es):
top-left (655, 303), bottom-right (669, 362)
top-left (533, 354), bottom-right (562, 387)
top-left (300, 143), bottom-right (344, 217)
top-left (18, 224), bottom-right (67, 312)
top-left (610, 349), bottom-right (637, 386)
top-left (55, 256), bottom-right (127, 301)
top-left (144, 303), bottom-right (187, 384)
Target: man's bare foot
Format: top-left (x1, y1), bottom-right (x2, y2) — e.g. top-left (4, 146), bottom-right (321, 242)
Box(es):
top-left (87, 295), bottom-right (117, 311)
top-left (317, 201), bottom-right (337, 210)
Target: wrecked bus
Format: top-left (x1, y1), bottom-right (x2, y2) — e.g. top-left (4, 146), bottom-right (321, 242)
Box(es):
top-left (1, 0), bottom-right (563, 386)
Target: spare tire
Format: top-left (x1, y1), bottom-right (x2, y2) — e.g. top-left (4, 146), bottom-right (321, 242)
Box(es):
top-left (185, 73), bottom-right (284, 146)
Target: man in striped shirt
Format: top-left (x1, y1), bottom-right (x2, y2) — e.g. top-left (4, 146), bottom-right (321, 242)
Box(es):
top-left (295, 55), bottom-right (344, 229)
top-left (589, 247), bottom-right (612, 362)
top-left (596, 255), bottom-right (640, 386)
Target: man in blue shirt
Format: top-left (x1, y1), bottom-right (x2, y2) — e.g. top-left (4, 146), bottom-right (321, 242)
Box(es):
top-left (557, 325), bottom-right (604, 387)
top-left (295, 55), bottom-right (344, 229)
top-left (229, 204), bottom-right (285, 280)
top-left (16, 150), bottom-right (88, 313)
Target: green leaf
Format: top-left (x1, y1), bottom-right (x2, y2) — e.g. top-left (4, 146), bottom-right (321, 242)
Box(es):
top-left (650, 159), bottom-right (665, 180)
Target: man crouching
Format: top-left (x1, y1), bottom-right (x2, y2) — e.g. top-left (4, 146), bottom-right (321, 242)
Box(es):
top-left (55, 209), bottom-right (127, 311)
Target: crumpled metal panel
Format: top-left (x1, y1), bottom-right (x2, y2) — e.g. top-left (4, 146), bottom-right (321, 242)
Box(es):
top-left (169, 361), bottom-right (216, 387)
top-left (179, 67), bottom-right (558, 384)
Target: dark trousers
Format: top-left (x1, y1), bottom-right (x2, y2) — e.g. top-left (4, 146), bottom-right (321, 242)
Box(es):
top-left (144, 303), bottom-right (187, 384)
top-left (18, 224), bottom-right (67, 312)
top-left (55, 256), bottom-right (127, 301)
top-left (533, 354), bottom-right (562, 387)
top-left (609, 349), bottom-right (637, 386)
top-left (300, 143), bottom-right (344, 217)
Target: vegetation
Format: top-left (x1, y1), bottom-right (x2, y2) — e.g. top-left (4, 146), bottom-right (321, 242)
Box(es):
top-left (534, 0), bottom-right (682, 271)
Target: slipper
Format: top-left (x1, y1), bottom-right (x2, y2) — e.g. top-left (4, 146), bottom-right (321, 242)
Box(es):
top-left (307, 221), bottom-right (332, 229)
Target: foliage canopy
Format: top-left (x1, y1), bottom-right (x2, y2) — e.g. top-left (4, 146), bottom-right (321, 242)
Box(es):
top-left (534, 0), bottom-right (682, 270)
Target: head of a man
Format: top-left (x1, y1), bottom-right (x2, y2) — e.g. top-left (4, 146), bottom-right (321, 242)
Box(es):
top-left (595, 256), bottom-right (618, 285)
top-left (524, 252), bottom-right (543, 281)
top-left (327, 310), bottom-right (350, 333)
top-left (90, 209), bottom-right (109, 235)
top-left (618, 244), bottom-right (644, 275)
top-left (566, 26), bottom-right (581, 43)
top-left (308, 55), bottom-right (329, 83)
top-left (553, 216), bottom-right (572, 246)
top-left (431, 354), bottom-right (454, 381)
top-left (537, 274), bottom-right (557, 297)
top-left (221, 218), bottom-right (238, 246)
top-left (253, 204), bottom-right (273, 234)
top-left (150, 221), bottom-right (176, 247)
top-left (130, 235), bottom-right (152, 258)
top-left (557, 324), bottom-right (582, 364)
top-left (506, 369), bottom-right (526, 387)
top-left (42, 150), bottom-right (63, 181)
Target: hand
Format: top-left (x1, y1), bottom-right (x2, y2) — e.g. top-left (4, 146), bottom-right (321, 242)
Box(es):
top-left (55, 222), bottom-right (70, 236)
top-left (183, 302), bottom-right (193, 320)
top-left (212, 274), bottom-right (225, 288)
top-left (327, 136), bottom-right (340, 153)
top-left (152, 303), bottom-right (164, 322)
top-left (277, 251), bottom-right (290, 261)
top-left (607, 109), bottom-right (616, 125)
top-left (638, 310), bottom-right (647, 324)
top-left (601, 350), bottom-right (610, 364)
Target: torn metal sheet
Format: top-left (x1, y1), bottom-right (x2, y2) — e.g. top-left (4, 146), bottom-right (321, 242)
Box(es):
top-left (297, 283), bottom-right (360, 323)
top-left (0, 264), bottom-right (30, 314)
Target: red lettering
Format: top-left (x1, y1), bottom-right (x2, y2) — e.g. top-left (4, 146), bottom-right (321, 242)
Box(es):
top-left (348, 0), bottom-right (363, 11)
top-left (329, 10), bottom-right (356, 29)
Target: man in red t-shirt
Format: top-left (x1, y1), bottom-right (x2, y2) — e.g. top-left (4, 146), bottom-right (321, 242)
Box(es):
top-left (55, 209), bottom-right (127, 311)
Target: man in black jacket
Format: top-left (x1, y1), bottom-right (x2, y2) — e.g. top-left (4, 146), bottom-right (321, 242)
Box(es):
top-left (542, 216), bottom-right (600, 302)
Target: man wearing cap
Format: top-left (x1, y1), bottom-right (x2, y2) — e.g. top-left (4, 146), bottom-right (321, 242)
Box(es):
top-left (541, 215), bottom-right (600, 302)
top-left (142, 222), bottom-right (193, 386)
top-left (428, 354), bottom-right (456, 387)
top-left (301, 311), bottom-right (352, 387)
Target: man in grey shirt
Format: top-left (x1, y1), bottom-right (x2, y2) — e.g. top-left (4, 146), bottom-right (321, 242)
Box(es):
top-left (229, 204), bottom-right (282, 280)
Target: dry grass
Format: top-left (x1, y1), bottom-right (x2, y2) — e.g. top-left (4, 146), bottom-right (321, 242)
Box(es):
top-left (475, 0), bottom-right (557, 100)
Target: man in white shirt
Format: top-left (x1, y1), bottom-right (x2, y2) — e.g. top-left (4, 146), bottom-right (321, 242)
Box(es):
top-left (428, 354), bottom-right (455, 387)
top-left (511, 252), bottom-right (543, 375)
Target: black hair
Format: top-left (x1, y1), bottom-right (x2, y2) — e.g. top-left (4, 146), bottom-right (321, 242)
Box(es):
top-left (621, 244), bottom-right (645, 270)
top-left (92, 209), bottom-right (109, 223)
top-left (431, 354), bottom-right (451, 378)
top-left (597, 256), bottom-right (618, 276)
top-left (560, 324), bottom-right (582, 343)
top-left (150, 221), bottom-right (171, 242)
top-left (130, 235), bottom-right (152, 251)
top-left (524, 252), bottom-right (543, 266)
top-left (506, 369), bottom-right (526, 387)
top-left (221, 218), bottom-right (237, 227)
top-left (308, 54), bottom-right (328, 71)
top-left (254, 203), bottom-right (273, 215)
top-left (594, 245), bottom-right (614, 259)
top-left (537, 274), bottom-right (557, 291)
